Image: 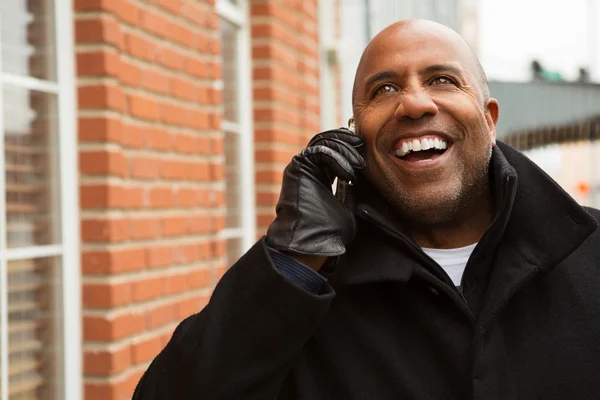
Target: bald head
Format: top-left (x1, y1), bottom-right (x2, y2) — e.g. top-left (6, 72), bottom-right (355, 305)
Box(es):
top-left (352, 20), bottom-right (489, 108)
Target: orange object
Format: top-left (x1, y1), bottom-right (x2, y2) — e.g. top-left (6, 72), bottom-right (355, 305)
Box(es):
top-left (576, 180), bottom-right (591, 196)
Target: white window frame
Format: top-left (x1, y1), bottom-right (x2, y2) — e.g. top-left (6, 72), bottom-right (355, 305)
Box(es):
top-left (216, 0), bottom-right (256, 253)
top-left (0, 0), bottom-right (81, 399)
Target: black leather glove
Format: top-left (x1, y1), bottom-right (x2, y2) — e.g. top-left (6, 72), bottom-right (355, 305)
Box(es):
top-left (266, 128), bottom-right (365, 257)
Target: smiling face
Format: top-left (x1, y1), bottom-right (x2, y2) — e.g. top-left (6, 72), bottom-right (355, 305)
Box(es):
top-left (353, 20), bottom-right (499, 226)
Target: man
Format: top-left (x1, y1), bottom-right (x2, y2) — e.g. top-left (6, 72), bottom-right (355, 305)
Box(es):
top-left (133, 20), bottom-right (600, 399)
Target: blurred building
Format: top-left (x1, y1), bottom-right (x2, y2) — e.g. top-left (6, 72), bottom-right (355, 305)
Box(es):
top-left (0, 0), bottom-right (341, 398)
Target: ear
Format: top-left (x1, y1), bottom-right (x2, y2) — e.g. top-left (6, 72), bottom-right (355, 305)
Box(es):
top-left (484, 98), bottom-right (499, 146)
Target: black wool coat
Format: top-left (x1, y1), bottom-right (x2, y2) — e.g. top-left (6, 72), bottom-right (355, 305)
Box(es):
top-left (133, 142), bottom-right (600, 399)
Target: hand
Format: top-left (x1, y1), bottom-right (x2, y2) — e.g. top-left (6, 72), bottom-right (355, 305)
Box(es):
top-left (266, 128), bottom-right (365, 271)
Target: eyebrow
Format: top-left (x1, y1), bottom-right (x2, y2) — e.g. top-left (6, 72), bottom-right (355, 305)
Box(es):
top-left (420, 63), bottom-right (464, 77)
top-left (364, 70), bottom-right (398, 89)
top-left (363, 63), bottom-right (465, 89)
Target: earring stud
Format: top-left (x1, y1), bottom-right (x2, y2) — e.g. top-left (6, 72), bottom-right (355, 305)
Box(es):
top-left (348, 118), bottom-right (356, 133)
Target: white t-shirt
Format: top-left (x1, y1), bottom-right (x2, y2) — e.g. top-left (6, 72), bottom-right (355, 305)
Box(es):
top-left (421, 243), bottom-right (478, 287)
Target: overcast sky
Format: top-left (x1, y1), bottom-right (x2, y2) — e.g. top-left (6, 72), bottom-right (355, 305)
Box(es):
top-left (478, 0), bottom-right (599, 82)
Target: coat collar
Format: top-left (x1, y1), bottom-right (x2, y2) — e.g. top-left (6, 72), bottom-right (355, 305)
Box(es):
top-left (330, 141), bottom-right (598, 289)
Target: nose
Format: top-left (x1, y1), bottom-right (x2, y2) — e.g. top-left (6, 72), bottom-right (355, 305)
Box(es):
top-left (394, 90), bottom-right (438, 120)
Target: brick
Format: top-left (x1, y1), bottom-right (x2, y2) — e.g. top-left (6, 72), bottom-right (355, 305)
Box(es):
top-left (124, 31), bottom-right (156, 62)
top-left (146, 246), bottom-right (173, 268)
top-left (146, 302), bottom-right (175, 329)
top-left (83, 312), bottom-right (145, 341)
top-left (132, 335), bottom-right (163, 365)
top-left (161, 216), bottom-right (188, 237)
top-left (169, 21), bottom-right (194, 48)
top-left (207, 137), bottom-right (222, 155)
top-left (77, 49), bottom-right (120, 77)
top-left (257, 191), bottom-right (280, 205)
top-left (130, 156), bottom-right (161, 180)
top-left (157, 0), bottom-right (182, 14)
top-left (212, 240), bottom-right (226, 257)
top-left (214, 189), bottom-right (225, 207)
top-left (171, 77), bottom-right (197, 102)
top-left (187, 268), bottom-right (211, 289)
top-left (256, 170), bottom-right (283, 184)
top-left (83, 282), bottom-right (132, 308)
top-left (146, 126), bottom-right (172, 150)
top-left (79, 117), bottom-right (122, 143)
top-left (209, 163), bottom-right (224, 180)
top-left (199, 242), bottom-right (212, 259)
top-left (80, 150), bottom-right (127, 177)
top-left (175, 188), bottom-right (198, 207)
top-left (172, 244), bottom-right (199, 263)
top-left (196, 136), bottom-right (211, 154)
top-left (127, 93), bottom-right (160, 121)
top-left (173, 133), bottom-right (196, 154)
top-left (75, 16), bottom-right (121, 47)
top-left (183, 56), bottom-right (205, 79)
top-left (163, 272), bottom-right (189, 295)
top-left (149, 187), bottom-right (174, 208)
top-left (79, 85), bottom-right (125, 111)
top-left (143, 68), bottom-right (172, 94)
top-left (123, 186), bottom-right (146, 209)
top-left (185, 160), bottom-right (210, 181)
top-left (122, 124), bottom-right (146, 148)
top-left (159, 103), bottom-right (188, 127)
top-left (188, 215), bottom-right (211, 234)
top-left (161, 159), bottom-right (186, 180)
top-left (119, 59), bottom-right (143, 87)
top-left (84, 345), bottom-right (131, 376)
top-left (255, 127), bottom-right (303, 146)
top-left (114, 0), bottom-right (140, 26)
top-left (131, 277), bottom-right (163, 302)
top-left (212, 215), bottom-right (226, 232)
top-left (82, 249), bottom-right (146, 274)
top-left (85, 368), bottom-right (142, 400)
top-left (140, 7), bottom-right (170, 37)
top-left (80, 184), bottom-right (124, 209)
top-left (130, 217), bottom-right (161, 240)
top-left (255, 149), bottom-right (295, 164)
top-left (81, 218), bottom-right (129, 243)
top-left (157, 46), bottom-right (185, 71)
top-left (181, 1), bottom-right (204, 26)
top-left (187, 109), bottom-right (209, 130)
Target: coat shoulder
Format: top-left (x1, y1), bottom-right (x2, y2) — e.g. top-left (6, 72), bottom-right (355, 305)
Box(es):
top-left (583, 206), bottom-right (600, 222)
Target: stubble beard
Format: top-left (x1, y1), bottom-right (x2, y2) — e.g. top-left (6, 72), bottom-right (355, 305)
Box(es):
top-left (369, 144), bottom-right (493, 227)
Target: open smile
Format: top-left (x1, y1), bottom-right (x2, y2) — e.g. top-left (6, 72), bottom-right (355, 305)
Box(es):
top-left (389, 135), bottom-right (454, 170)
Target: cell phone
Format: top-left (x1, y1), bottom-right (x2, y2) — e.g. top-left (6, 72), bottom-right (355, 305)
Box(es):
top-left (335, 179), bottom-right (355, 208)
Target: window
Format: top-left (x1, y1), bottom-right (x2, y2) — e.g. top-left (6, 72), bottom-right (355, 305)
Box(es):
top-left (0, 0), bottom-right (80, 399)
top-left (216, 0), bottom-right (256, 265)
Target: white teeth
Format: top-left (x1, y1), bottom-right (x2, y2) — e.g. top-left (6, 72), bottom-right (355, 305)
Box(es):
top-left (412, 139), bottom-right (421, 151)
top-left (395, 137), bottom-right (450, 158)
top-left (395, 147), bottom-right (408, 157)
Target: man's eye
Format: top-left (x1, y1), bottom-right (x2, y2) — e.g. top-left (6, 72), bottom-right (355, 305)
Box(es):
top-left (430, 76), bottom-right (457, 86)
top-left (374, 84), bottom-right (397, 96)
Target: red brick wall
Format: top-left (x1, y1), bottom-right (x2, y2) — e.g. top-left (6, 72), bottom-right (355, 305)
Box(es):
top-left (251, 0), bottom-right (322, 235)
top-left (74, 0), bottom-right (334, 398)
top-left (75, 0), bottom-right (224, 398)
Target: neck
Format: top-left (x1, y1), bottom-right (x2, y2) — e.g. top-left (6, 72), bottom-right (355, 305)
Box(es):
top-left (407, 186), bottom-right (494, 249)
